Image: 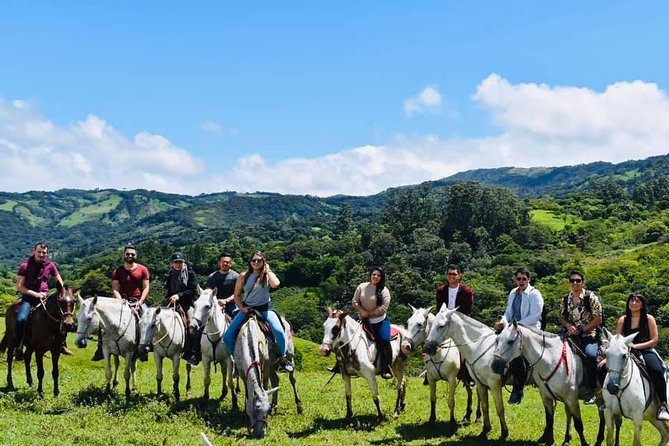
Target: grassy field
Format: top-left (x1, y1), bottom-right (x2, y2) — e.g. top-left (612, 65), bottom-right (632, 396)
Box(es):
top-left (530, 209), bottom-right (579, 231)
top-left (0, 338), bottom-right (663, 445)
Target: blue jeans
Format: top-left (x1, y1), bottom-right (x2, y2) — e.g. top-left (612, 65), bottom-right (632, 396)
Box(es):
top-left (13, 295), bottom-right (37, 348)
top-left (366, 317), bottom-right (391, 347)
top-left (224, 308), bottom-right (286, 357)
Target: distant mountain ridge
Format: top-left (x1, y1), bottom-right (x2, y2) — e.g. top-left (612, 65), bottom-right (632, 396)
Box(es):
top-left (0, 153), bottom-right (667, 267)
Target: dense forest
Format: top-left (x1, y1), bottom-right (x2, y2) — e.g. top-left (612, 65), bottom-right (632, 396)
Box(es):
top-left (3, 155), bottom-right (669, 356)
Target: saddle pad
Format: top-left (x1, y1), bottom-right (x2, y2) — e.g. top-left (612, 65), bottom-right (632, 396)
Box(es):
top-left (362, 324), bottom-right (400, 342)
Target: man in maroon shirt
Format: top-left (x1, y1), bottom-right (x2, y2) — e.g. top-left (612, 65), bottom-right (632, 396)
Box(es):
top-left (91, 244), bottom-right (150, 361)
top-left (14, 242), bottom-right (69, 359)
top-left (433, 264), bottom-right (475, 386)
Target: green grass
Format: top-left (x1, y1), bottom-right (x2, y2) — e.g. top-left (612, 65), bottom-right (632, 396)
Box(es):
top-left (0, 339), bottom-right (662, 445)
top-left (531, 209), bottom-right (578, 231)
top-left (0, 200), bottom-right (17, 212)
top-left (58, 197), bottom-right (123, 227)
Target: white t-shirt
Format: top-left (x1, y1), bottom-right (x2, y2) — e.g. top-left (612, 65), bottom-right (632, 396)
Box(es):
top-left (447, 286), bottom-right (458, 310)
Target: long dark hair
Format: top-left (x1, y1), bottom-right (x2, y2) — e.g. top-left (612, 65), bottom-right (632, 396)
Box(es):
top-left (622, 293), bottom-right (650, 341)
top-left (243, 251), bottom-right (268, 288)
top-left (370, 267), bottom-right (386, 308)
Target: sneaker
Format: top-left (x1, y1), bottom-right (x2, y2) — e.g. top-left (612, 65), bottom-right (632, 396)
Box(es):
top-left (186, 355), bottom-right (200, 366)
top-left (658, 403), bottom-right (669, 421)
top-left (598, 403), bottom-right (606, 412)
top-left (60, 345), bottom-right (74, 356)
top-left (508, 391), bottom-right (523, 405)
top-left (279, 357), bottom-right (294, 373)
top-left (91, 345), bottom-right (104, 362)
top-left (381, 368), bottom-right (393, 380)
top-left (584, 392), bottom-right (596, 405)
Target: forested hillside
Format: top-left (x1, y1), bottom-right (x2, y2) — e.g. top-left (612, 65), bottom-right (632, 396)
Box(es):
top-left (3, 154), bottom-right (669, 356)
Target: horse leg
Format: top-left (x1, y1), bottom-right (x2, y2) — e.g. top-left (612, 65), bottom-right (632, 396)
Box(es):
top-left (155, 354), bottom-right (163, 396)
top-left (123, 354), bottom-right (132, 399)
top-left (568, 404), bottom-right (588, 446)
top-left (562, 404), bottom-right (573, 446)
top-left (464, 382), bottom-right (473, 423)
top-left (6, 349), bottom-right (14, 390)
top-left (288, 369), bottom-right (304, 414)
top-left (392, 369), bottom-right (405, 419)
top-left (51, 350), bottom-right (60, 397)
top-left (428, 377), bottom-right (438, 424)
top-left (604, 407), bottom-right (614, 446)
top-left (343, 373), bottom-right (353, 420)
top-left (269, 366), bottom-right (279, 413)
top-left (185, 363), bottom-right (192, 398)
top-left (447, 374), bottom-right (457, 424)
top-left (24, 347), bottom-right (34, 388)
top-left (613, 415), bottom-right (621, 446)
top-left (478, 385), bottom-right (492, 439)
top-left (227, 358), bottom-right (239, 412)
top-left (202, 357), bottom-right (211, 401)
top-left (36, 352), bottom-right (45, 397)
top-left (171, 355), bottom-right (180, 402)
top-left (632, 415), bottom-right (643, 446)
top-left (537, 397), bottom-right (555, 445)
top-left (649, 418), bottom-right (669, 446)
top-left (595, 403), bottom-right (606, 446)
top-left (490, 384), bottom-right (508, 440)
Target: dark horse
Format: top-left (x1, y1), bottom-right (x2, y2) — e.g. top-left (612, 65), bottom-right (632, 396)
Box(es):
top-left (0, 283), bottom-right (77, 396)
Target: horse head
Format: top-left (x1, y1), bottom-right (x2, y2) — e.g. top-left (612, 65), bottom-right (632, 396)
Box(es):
top-left (191, 288), bottom-right (217, 333)
top-left (75, 296), bottom-right (99, 348)
top-left (137, 307), bottom-right (159, 362)
top-left (402, 305), bottom-right (434, 355)
top-left (491, 320), bottom-right (522, 375)
top-left (56, 284), bottom-right (78, 332)
top-left (605, 332), bottom-right (638, 394)
top-left (245, 386), bottom-right (278, 439)
top-left (319, 307), bottom-right (347, 357)
top-left (424, 304), bottom-right (458, 355)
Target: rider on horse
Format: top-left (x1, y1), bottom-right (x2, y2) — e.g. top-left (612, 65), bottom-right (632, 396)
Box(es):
top-left (92, 243), bottom-right (150, 361)
top-left (223, 251), bottom-right (293, 372)
top-left (558, 270), bottom-right (603, 405)
top-left (13, 241), bottom-right (68, 360)
top-left (161, 252), bottom-right (199, 365)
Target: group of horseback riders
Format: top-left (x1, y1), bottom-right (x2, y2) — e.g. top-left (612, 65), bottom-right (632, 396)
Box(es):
top-left (12, 242), bottom-right (294, 373)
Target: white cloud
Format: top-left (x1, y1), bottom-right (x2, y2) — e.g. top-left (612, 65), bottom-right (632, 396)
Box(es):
top-left (201, 121), bottom-right (222, 134)
top-left (0, 98), bottom-right (205, 194)
top-left (404, 85), bottom-right (443, 116)
top-left (3, 74), bottom-right (669, 197)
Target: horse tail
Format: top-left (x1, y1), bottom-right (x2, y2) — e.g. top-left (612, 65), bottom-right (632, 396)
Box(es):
top-left (0, 333), bottom-right (7, 354)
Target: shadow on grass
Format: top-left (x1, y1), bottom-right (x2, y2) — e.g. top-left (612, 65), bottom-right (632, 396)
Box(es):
top-left (169, 396), bottom-right (248, 438)
top-left (288, 414), bottom-right (391, 439)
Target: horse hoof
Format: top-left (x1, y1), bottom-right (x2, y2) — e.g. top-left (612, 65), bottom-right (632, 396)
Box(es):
top-left (297, 404), bottom-right (304, 414)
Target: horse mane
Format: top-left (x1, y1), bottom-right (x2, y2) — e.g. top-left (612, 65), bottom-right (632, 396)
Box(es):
top-left (455, 311), bottom-right (494, 332)
top-left (518, 323), bottom-right (562, 339)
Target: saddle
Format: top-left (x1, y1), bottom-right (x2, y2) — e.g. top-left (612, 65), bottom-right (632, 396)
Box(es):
top-left (360, 322), bottom-right (400, 343)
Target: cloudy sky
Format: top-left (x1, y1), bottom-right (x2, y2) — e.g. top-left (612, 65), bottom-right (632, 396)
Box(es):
top-left (2, 1), bottom-right (669, 197)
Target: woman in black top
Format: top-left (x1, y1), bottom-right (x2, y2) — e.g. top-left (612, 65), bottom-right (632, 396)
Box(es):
top-left (615, 293), bottom-right (669, 420)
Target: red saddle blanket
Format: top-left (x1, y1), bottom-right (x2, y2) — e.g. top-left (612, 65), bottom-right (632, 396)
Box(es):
top-left (361, 323), bottom-right (400, 342)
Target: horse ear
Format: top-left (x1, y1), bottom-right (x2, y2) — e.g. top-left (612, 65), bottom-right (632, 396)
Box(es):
top-left (211, 287), bottom-right (217, 297)
top-left (92, 296), bottom-right (98, 307)
top-left (602, 327), bottom-right (613, 341)
top-left (197, 284), bottom-right (203, 295)
top-left (266, 387), bottom-right (279, 396)
top-left (155, 307), bottom-right (161, 315)
top-left (623, 332), bottom-right (638, 346)
top-left (512, 320), bottom-right (518, 328)
top-left (326, 306), bottom-right (333, 317)
top-left (408, 304), bottom-right (417, 313)
top-left (426, 306), bottom-right (434, 314)
top-left (438, 303), bottom-right (448, 313)
top-left (78, 295), bottom-right (85, 307)
top-left (56, 281), bottom-right (64, 294)
top-left (71, 287), bottom-right (81, 295)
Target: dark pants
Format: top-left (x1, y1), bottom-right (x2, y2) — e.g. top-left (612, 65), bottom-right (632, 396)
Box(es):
top-left (637, 348), bottom-right (667, 404)
top-left (580, 334), bottom-right (599, 392)
top-left (510, 356), bottom-right (528, 391)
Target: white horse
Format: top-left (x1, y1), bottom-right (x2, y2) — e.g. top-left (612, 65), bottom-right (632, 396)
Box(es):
top-left (319, 308), bottom-right (407, 422)
top-left (492, 321), bottom-right (588, 446)
top-left (137, 306), bottom-right (192, 401)
top-left (235, 314), bottom-right (278, 438)
top-left (75, 296), bottom-right (138, 398)
top-left (423, 306), bottom-right (508, 440)
top-left (603, 332), bottom-right (669, 446)
top-left (190, 287), bottom-right (237, 409)
top-left (401, 305), bottom-right (478, 424)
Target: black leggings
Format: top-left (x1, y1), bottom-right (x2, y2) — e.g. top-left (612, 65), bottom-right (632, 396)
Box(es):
top-left (637, 348), bottom-right (667, 404)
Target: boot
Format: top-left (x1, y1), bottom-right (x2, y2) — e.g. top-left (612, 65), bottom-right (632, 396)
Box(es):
top-left (327, 362), bottom-right (341, 373)
top-left (278, 356), bottom-right (294, 373)
top-left (380, 344), bottom-right (393, 380)
top-left (658, 403), bottom-right (669, 421)
top-left (91, 340), bottom-right (104, 361)
top-left (61, 341), bottom-right (73, 356)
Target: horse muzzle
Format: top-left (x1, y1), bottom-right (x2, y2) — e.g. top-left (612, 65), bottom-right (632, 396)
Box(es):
top-left (319, 345), bottom-right (331, 357)
top-left (401, 339), bottom-right (414, 355)
top-left (491, 357), bottom-right (507, 375)
top-left (137, 344), bottom-right (150, 362)
top-left (423, 340), bottom-right (438, 355)
top-left (606, 379), bottom-right (620, 395)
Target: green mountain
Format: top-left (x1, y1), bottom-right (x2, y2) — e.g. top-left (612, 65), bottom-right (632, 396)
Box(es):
top-left (0, 153), bottom-right (667, 267)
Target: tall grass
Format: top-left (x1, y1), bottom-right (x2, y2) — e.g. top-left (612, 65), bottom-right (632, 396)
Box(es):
top-left (0, 338), bottom-right (662, 445)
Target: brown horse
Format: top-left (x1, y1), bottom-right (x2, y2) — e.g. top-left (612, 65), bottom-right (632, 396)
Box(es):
top-left (0, 283), bottom-right (77, 396)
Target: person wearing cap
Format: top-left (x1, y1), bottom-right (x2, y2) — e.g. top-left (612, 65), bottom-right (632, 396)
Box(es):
top-left (92, 244), bottom-right (150, 361)
top-left (162, 252), bottom-right (198, 364)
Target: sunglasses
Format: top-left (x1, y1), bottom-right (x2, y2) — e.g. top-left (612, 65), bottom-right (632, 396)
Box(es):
top-left (251, 258), bottom-right (264, 263)
top-left (447, 272), bottom-right (459, 276)
top-left (569, 278), bottom-right (583, 284)
top-left (125, 253), bottom-right (137, 257)
top-left (515, 276), bottom-right (528, 282)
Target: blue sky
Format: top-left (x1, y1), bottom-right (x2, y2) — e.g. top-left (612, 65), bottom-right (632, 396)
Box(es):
top-left (1, 1), bottom-right (669, 196)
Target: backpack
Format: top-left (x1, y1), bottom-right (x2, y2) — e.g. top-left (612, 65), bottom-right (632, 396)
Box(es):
top-left (561, 291), bottom-right (605, 334)
top-left (540, 304), bottom-right (550, 331)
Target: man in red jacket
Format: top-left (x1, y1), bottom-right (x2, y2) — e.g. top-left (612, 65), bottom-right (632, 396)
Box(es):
top-left (433, 264), bottom-right (475, 385)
